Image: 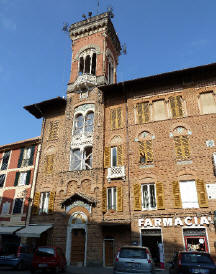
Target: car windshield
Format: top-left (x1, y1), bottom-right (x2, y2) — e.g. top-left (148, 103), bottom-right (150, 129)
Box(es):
top-left (119, 248), bottom-right (147, 259)
top-left (36, 247), bottom-right (55, 257)
top-left (182, 253), bottom-right (213, 264)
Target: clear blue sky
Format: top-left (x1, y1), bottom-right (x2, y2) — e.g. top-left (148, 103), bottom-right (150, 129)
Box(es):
top-left (1, 0), bottom-right (216, 145)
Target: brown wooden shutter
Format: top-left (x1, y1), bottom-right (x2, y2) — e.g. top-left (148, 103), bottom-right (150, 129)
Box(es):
top-left (45, 155), bottom-right (54, 174)
top-left (156, 182), bottom-right (165, 209)
top-left (49, 121), bottom-right (59, 141)
top-left (48, 192), bottom-right (55, 214)
top-left (196, 179), bottom-right (208, 208)
top-left (174, 136), bottom-right (182, 160)
top-left (117, 186), bottom-right (123, 212)
top-left (143, 102), bottom-right (150, 122)
top-left (181, 135), bottom-right (190, 160)
top-left (134, 184), bottom-right (141, 211)
top-left (102, 187), bottom-right (107, 212)
top-left (117, 145), bottom-right (123, 166)
top-left (176, 96), bottom-right (183, 117)
top-left (111, 109), bottom-right (116, 130)
top-left (146, 140), bottom-right (153, 163)
top-left (32, 192), bottom-right (40, 215)
top-left (104, 147), bottom-right (111, 168)
top-left (117, 108), bottom-right (122, 128)
top-left (139, 141), bottom-right (146, 159)
top-left (170, 97), bottom-right (177, 118)
top-left (172, 181), bottom-right (182, 208)
top-left (137, 103), bottom-right (143, 124)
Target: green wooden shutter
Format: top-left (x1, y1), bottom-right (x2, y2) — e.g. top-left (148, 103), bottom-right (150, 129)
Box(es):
top-left (32, 192), bottom-right (40, 215)
top-left (17, 148), bottom-right (24, 167)
top-left (102, 187), bottom-right (107, 212)
top-left (25, 170), bottom-right (31, 185)
top-left (117, 186), bottom-right (123, 212)
top-left (134, 184), bottom-right (141, 211)
top-left (29, 146), bottom-right (35, 165)
top-left (196, 179), bottom-right (208, 208)
top-left (172, 181), bottom-right (182, 208)
top-left (14, 172), bottom-right (20, 186)
top-left (156, 182), bottom-right (165, 209)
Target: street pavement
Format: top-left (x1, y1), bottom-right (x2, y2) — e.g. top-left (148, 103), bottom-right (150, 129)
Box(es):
top-left (0, 266), bottom-right (169, 274)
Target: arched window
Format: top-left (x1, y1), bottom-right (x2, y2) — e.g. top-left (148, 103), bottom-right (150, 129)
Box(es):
top-left (172, 126), bottom-right (191, 161)
top-left (138, 131), bottom-right (154, 164)
top-left (79, 50), bottom-right (96, 75)
top-left (74, 114), bottom-right (84, 135)
top-left (107, 55), bottom-right (114, 84)
top-left (85, 111), bottom-right (94, 134)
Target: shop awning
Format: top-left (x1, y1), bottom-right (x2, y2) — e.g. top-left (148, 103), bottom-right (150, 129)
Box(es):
top-left (0, 226), bottom-right (23, 235)
top-left (16, 224), bottom-right (53, 238)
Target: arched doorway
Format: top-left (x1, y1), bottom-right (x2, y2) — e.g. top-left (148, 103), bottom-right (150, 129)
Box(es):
top-left (66, 211), bottom-right (88, 266)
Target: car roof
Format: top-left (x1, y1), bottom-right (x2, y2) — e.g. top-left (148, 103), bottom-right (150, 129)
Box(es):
top-left (120, 245), bottom-right (149, 250)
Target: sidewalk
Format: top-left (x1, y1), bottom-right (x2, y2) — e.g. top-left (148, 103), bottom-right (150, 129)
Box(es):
top-left (67, 265), bottom-right (169, 274)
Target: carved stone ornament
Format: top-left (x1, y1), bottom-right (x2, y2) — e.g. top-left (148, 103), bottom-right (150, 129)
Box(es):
top-left (70, 74), bottom-right (97, 93)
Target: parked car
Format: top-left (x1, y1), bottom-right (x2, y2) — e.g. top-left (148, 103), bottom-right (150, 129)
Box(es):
top-left (113, 245), bottom-right (155, 274)
top-left (31, 246), bottom-right (67, 273)
top-left (0, 243), bottom-right (33, 270)
top-left (169, 251), bottom-right (216, 274)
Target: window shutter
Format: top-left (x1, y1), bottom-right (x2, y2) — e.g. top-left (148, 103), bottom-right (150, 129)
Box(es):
top-left (117, 186), bottom-right (123, 212)
top-left (111, 109), bottom-right (116, 130)
top-left (176, 96), bottom-right (183, 117)
top-left (170, 97), bottom-right (177, 118)
top-left (181, 136), bottom-right (190, 160)
top-left (117, 108), bottom-right (122, 128)
top-left (196, 179), bottom-right (208, 208)
top-left (117, 145), bottom-right (123, 166)
top-left (29, 146), bottom-right (35, 165)
top-left (49, 121), bottom-right (59, 141)
top-left (18, 148), bottom-right (24, 168)
top-left (137, 103), bottom-right (143, 124)
top-left (143, 102), bottom-right (150, 122)
top-left (146, 140), bottom-right (153, 163)
top-left (48, 192), bottom-right (55, 214)
top-left (104, 147), bottom-right (111, 168)
top-left (156, 182), bottom-right (165, 210)
top-left (32, 192), bottom-right (40, 215)
top-left (174, 136), bottom-right (182, 160)
top-left (134, 184), bottom-right (141, 211)
top-left (25, 170), bottom-right (31, 185)
top-left (102, 187), bottom-right (107, 212)
top-left (45, 155), bottom-right (54, 174)
top-left (172, 181), bottom-right (182, 208)
top-left (14, 172), bottom-right (20, 186)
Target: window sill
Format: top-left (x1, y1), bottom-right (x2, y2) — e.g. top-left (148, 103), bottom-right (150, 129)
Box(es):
top-left (139, 164), bottom-right (154, 169)
top-left (177, 160), bottom-right (192, 165)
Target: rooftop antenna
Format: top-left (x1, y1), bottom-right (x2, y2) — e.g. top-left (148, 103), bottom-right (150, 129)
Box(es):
top-left (62, 22), bottom-right (69, 33)
top-left (107, 6), bottom-right (114, 18)
top-left (121, 43), bottom-right (127, 55)
top-left (97, 0), bottom-right (100, 14)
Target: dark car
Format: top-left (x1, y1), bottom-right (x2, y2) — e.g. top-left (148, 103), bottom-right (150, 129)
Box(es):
top-left (113, 245), bottom-right (155, 274)
top-left (169, 251), bottom-right (216, 274)
top-left (0, 243), bottom-right (33, 270)
top-left (31, 246), bottom-right (67, 273)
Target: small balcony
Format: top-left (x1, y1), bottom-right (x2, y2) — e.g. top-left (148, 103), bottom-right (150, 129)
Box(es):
top-left (107, 166), bottom-right (126, 182)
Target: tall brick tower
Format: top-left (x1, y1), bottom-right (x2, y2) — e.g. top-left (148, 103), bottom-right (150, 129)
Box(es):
top-left (67, 12), bottom-right (121, 93)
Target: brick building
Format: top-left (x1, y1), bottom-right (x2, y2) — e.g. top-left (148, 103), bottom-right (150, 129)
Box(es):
top-left (0, 137), bottom-right (40, 251)
top-left (23, 12), bottom-right (216, 266)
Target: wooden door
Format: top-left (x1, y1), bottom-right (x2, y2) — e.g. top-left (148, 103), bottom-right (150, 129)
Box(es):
top-left (105, 240), bottom-right (114, 266)
top-left (71, 229), bottom-right (85, 265)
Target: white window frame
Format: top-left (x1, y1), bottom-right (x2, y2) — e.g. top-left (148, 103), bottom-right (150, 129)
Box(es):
top-left (141, 184), bottom-right (157, 210)
top-left (179, 180), bottom-right (199, 208)
top-left (18, 172), bottom-right (27, 186)
top-left (0, 151), bottom-right (10, 170)
top-left (39, 192), bottom-right (50, 214)
top-left (70, 147), bottom-right (93, 171)
top-left (22, 147), bottom-right (31, 167)
top-left (107, 187), bottom-right (117, 210)
top-left (73, 111), bottom-right (94, 137)
top-left (0, 174), bottom-right (6, 188)
top-left (78, 49), bottom-right (97, 75)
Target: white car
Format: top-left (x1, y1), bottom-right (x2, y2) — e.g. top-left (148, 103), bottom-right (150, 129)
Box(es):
top-left (113, 245), bottom-right (155, 274)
